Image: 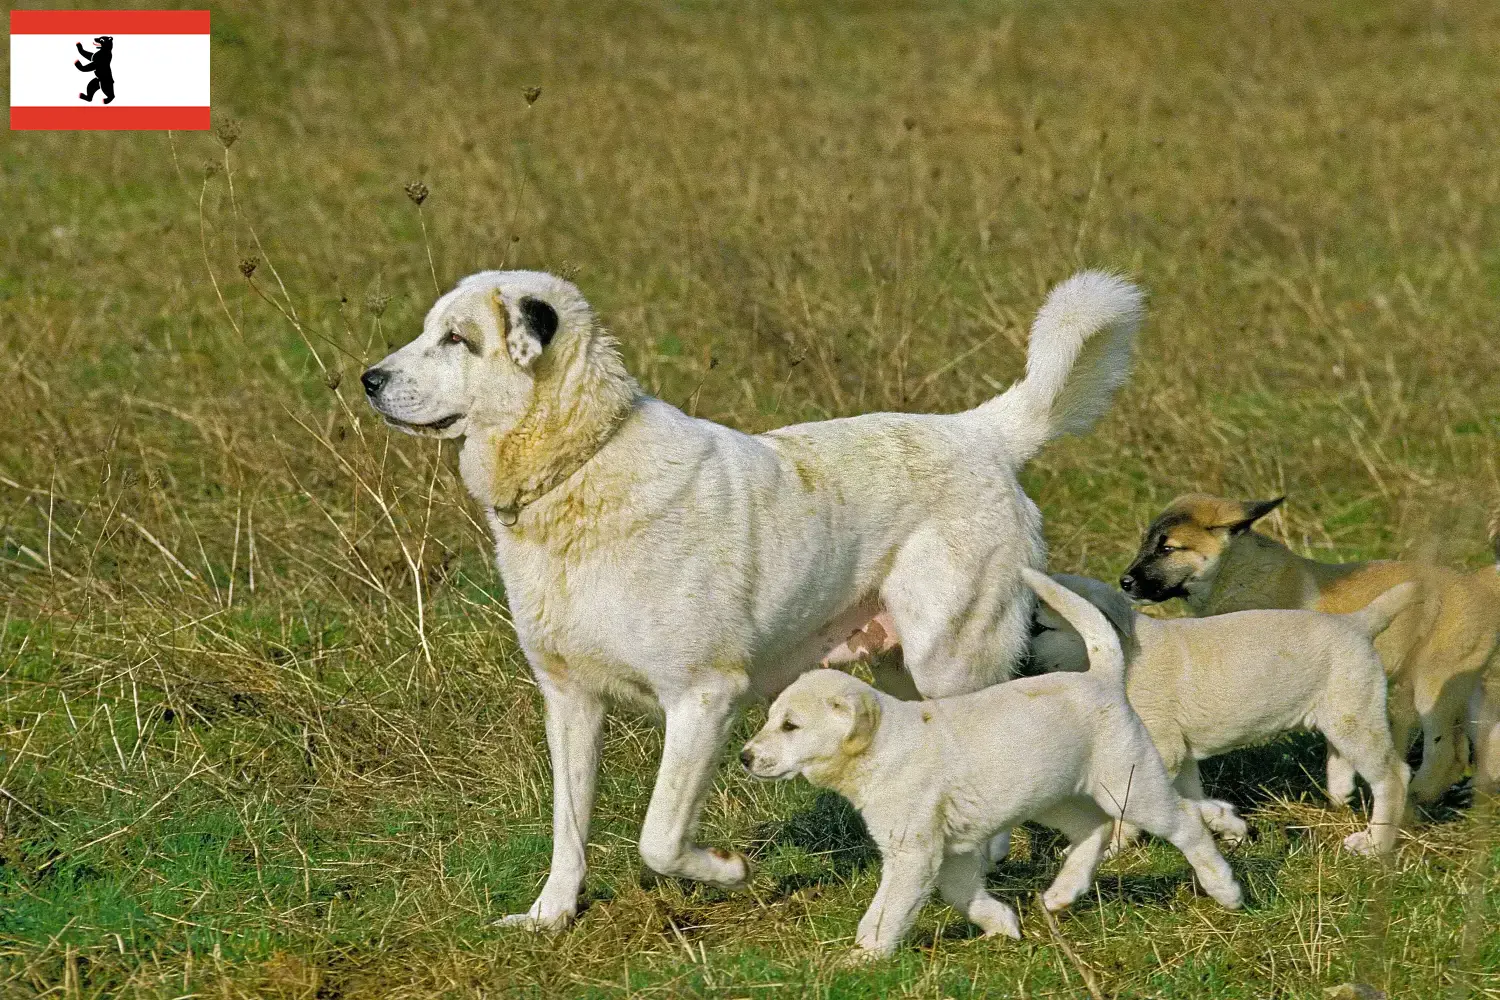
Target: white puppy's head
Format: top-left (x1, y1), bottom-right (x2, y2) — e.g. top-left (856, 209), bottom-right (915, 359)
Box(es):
top-left (360, 270), bottom-right (592, 440)
top-left (741, 670), bottom-right (881, 784)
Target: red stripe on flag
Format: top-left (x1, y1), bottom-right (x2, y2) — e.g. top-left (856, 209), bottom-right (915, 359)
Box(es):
top-left (9, 10), bottom-right (209, 34)
top-left (10, 106), bottom-right (211, 131)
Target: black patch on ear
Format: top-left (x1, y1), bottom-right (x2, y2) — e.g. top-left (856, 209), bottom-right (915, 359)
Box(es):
top-left (519, 297), bottom-right (558, 348)
top-left (1229, 495), bottom-right (1286, 534)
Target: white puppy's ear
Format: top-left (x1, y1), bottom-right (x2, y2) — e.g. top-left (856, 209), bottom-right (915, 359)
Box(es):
top-left (831, 689), bottom-right (881, 756)
top-left (497, 291), bottom-right (559, 368)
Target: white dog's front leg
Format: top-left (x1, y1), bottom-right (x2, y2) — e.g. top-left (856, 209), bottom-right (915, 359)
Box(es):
top-left (637, 675), bottom-right (750, 886)
top-left (498, 669), bottom-right (604, 930)
top-left (851, 847), bottom-right (942, 958)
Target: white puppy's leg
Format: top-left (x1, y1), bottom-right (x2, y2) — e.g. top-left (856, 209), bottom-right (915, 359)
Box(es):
top-left (1116, 791), bottom-right (1243, 910)
top-left (937, 849), bottom-right (1020, 939)
top-left (637, 676), bottom-right (751, 886)
top-left (851, 847), bottom-right (943, 958)
top-left (986, 829), bottom-right (1012, 864)
top-left (1036, 801), bottom-right (1113, 912)
top-left (1325, 745), bottom-right (1357, 807)
top-left (1173, 759), bottom-right (1248, 846)
top-left (499, 670), bottom-right (605, 929)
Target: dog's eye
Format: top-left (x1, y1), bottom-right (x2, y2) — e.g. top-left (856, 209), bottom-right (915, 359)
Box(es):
top-left (1159, 541), bottom-right (1179, 553)
top-left (780, 719), bottom-right (799, 733)
top-left (444, 330), bottom-right (466, 347)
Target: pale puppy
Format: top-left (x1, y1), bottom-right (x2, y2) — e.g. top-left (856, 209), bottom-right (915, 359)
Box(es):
top-left (362, 269), bottom-right (1144, 929)
top-left (742, 568), bottom-right (1244, 960)
top-left (1120, 494), bottom-right (1500, 803)
top-left (1032, 573), bottom-right (1417, 853)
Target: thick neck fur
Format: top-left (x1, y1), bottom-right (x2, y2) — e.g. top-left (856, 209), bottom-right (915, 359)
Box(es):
top-left (460, 324), bottom-right (639, 534)
top-left (1189, 530), bottom-right (1355, 615)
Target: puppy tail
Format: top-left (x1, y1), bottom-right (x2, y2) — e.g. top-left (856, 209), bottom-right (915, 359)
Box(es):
top-left (978, 271), bottom-right (1144, 464)
top-left (1347, 581), bottom-right (1420, 639)
top-left (1020, 568), bottom-right (1127, 687)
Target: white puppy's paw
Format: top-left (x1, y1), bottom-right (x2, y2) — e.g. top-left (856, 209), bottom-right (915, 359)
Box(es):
top-left (972, 898), bottom-right (1023, 940)
top-left (1199, 800), bottom-right (1249, 847)
top-left (1342, 829), bottom-right (1381, 856)
top-left (836, 945), bottom-right (889, 968)
top-left (1042, 883), bottom-right (1081, 913)
top-left (494, 904), bottom-right (575, 932)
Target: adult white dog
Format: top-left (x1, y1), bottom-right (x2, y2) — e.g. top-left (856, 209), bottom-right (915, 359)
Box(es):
top-left (361, 268), bottom-right (1143, 929)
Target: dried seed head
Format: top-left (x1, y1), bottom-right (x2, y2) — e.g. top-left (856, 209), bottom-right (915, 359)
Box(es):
top-left (216, 118), bottom-right (242, 149)
top-left (202, 159), bottom-right (221, 178)
top-left (404, 182), bottom-right (429, 206)
top-left (523, 86), bottom-right (542, 106)
top-left (324, 371), bottom-right (343, 391)
top-left (364, 292), bottom-right (390, 317)
top-left (239, 256), bottom-right (259, 278)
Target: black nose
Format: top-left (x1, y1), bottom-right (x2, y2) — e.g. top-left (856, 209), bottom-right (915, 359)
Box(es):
top-left (739, 748), bottom-right (754, 770)
top-left (360, 368), bottom-right (390, 396)
top-left (1119, 573), bottom-right (1136, 593)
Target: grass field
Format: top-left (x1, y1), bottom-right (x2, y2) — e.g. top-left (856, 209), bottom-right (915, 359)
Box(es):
top-left (3, 1), bottom-right (1500, 996)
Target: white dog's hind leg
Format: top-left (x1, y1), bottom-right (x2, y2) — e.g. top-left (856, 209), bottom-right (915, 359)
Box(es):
top-left (1118, 794), bottom-right (1243, 910)
top-left (938, 849), bottom-right (1021, 939)
top-left (637, 674), bottom-right (751, 886)
top-left (1035, 801), bottom-right (1113, 911)
top-left (499, 670), bottom-right (604, 930)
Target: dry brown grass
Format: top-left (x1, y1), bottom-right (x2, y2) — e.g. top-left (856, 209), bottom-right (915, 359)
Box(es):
top-left (2, 1), bottom-right (1499, 996)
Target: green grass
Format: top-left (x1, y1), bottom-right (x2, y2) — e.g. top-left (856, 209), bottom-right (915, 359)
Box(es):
top-left (3, 0), bottom-right (1500, 996)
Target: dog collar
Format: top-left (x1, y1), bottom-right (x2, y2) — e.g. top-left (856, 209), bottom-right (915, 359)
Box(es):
top-left (490, 401), bottom-right (634, 529)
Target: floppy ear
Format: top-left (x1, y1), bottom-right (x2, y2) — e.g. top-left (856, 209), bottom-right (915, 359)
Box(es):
top-left (498, 292), bottom-right (559, 368)
top-left (831, 689), bottom-right (881, 756)
top-left (1220, 496), bottom-right (1284, 535)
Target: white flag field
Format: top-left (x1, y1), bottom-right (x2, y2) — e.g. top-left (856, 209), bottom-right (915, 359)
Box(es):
top-left (10, 10), bottom-right (210, 130)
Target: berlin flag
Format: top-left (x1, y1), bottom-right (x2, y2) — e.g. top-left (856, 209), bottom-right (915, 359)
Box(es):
top-left (10, 10), bottom-right (210, 130)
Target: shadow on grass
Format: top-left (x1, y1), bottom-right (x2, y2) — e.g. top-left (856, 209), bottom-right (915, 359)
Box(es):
top-left (748, 790), bottom-right (878, 894)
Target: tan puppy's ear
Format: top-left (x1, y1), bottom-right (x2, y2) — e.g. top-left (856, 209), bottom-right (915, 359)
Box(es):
top-left (1219, 495), bottom-right (1285, 535)
top-left (831, 689), bottom-right (881, 756)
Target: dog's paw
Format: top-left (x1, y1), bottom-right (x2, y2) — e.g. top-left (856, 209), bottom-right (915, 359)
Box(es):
top-left (1341, 829), bottom-right (1386, 856)
top-left (972, 898), bottom-right (1023, 940)
top-left (1199, 800), bottom-right (1249, 847)
top-left (493, 906), bottom-right (575, 932)
top-left (835, 946), bottom-right (889, 968)
top-left (705, 847), bottom-right (752, 889)
top-left (1042, 884), bottom-right (1079, 913)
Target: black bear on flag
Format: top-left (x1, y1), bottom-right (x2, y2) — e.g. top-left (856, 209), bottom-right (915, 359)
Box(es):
top-left (75, 35), bottom-right (115, 104)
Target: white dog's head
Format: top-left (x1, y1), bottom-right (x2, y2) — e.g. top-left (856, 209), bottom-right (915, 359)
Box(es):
top-left (360, 270), bottom-right (593, 440)
top-left (741, 670), bottom-right (882, 785)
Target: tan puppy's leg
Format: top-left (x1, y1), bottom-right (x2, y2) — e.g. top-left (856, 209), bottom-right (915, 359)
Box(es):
top-left (1469, 672), bottom-right (1500, 798)
top-left (1408, 670), bottom-right (1482, 804)
top-left (936, 849), bottom-right (1021, 939)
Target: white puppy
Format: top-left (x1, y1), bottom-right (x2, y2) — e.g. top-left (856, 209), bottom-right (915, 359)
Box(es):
top-left (363, 269), bottom-right (1144, 929)
top-left (742, 569), bottom-right (1244, 959)
top-left (1031, 574), bottom-right (1417, 853)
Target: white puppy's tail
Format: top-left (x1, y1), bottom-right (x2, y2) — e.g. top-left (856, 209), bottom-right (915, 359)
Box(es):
top-left (1346, 581), bottom-right (1420, 639)
top-left (1020, 568), bottom-right (1127, 688)
top-left (979, 271), bottom-right (1144, 465)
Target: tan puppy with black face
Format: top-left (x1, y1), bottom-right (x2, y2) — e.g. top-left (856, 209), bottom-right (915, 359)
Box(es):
top-left (1033, 574), bottom-right (1417, 854)
top-left (742, 569), bottom-right (1244, 960)
top-left (1120, 494), bottom-right (1500, 803)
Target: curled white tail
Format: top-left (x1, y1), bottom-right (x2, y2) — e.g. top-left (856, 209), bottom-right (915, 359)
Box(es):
top-left (1020, 567), bottom-right (1127, 687)
top-left (1348, 581), bottom-right (1420, 638)
top-left (979, 271), bottom-right (1144, 464)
